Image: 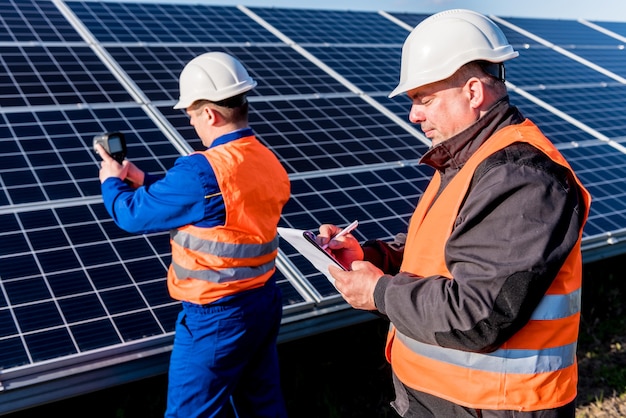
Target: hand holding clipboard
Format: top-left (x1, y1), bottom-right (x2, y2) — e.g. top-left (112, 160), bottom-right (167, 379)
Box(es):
top-left (277, 221), bottom-right (359, 285)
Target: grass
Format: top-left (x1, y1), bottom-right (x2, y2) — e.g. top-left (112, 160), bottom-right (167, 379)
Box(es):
top-left (575, 254), bottom-right (626, 417)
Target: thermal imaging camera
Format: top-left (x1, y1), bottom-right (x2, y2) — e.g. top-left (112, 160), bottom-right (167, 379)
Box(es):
top-left (93, 131), bottom-right (127, 164)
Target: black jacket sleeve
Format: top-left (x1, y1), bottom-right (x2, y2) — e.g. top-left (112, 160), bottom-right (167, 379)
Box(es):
top-left (362, 233), bottom-right (406, 275)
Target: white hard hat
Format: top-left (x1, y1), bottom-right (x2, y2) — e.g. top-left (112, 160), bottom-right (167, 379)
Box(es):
top-left (388, 9), bottom-right (519, 98)
top-left (174, 51), bottom-right (257, 109)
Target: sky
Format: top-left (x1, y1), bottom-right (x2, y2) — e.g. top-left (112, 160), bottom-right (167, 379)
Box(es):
top-left (135, 0), bottom-right (626, 22)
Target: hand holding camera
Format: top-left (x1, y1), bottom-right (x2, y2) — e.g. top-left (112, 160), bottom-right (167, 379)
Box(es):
top-left (94, 132), bottom-right (144, 187)
top-left (93, 132), bottom-right (126, 164)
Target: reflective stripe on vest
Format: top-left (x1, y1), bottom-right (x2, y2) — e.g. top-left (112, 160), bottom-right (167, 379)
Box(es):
top-left (171, 230), bottom-right (279, 261)
top-left (172, 259), bottom-right (276, 283)
top-left (389, 120), bottom-right (591, 410)
top-left (531, 288), bottom-right (580, 320)
top-left (396, 288), bottom-right (581, 374)
top-left (395, 331), bottom-right (577, 374)
top-left (171, 230), bottom-right (279, 282)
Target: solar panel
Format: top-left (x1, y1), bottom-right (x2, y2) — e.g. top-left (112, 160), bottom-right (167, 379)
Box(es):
top-left (591, 20), bottom-right (626, 38)
top-left (160, 97), bottom-right (427, 169)
top-left (68, 2), bottom-right (280, 43)
top-left (530, 85), bottom-right (626, 138)
top-left (2, 1), bottom-right (626, 413)
top-left (0, 0), bottom-right (82, 42)
top-left (0, 45), bottom-right (134, 106)
top-left (0, 106), bottom-right (179, 205)
top-left (106, 44), bottom-right (350, 102)
top-left (505, 45), bottom-right (617, 88)
top-left (506, 91), bottom-right (599, 145)
top-left (303, 45), bottom-right (402, 93)
top-left (386, 12), bottom-right (429, 29)
top-left (249, 7), bottom-right (410, 44)
top-left (501, 17), bottom-right (622, 47)
top-left (0, 203), bottom-right (175, 365)
top-left (560, 142), bottom-right (626, 238)
top-left (569, 47), bottom-right (626, 80)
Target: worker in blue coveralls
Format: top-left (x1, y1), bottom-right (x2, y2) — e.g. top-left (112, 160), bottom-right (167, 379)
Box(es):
top-left (96, 51), bottom-right (290, 417)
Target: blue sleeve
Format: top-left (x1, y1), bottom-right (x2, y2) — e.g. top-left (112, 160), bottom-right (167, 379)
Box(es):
top-left (101, 154), bottom-right (219, 234)
top-left (143, 172), bottom-right (163, 186)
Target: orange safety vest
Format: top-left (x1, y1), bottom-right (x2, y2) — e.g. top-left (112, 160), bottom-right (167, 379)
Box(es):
top-left (167, 135), bottom-right (290, 305)
top-left (387, 120), bottom-right (591, 410)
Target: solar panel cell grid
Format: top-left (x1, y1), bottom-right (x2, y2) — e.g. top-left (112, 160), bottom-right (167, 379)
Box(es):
top-left (505, 45), bottom-right (615, 88)
top-left (107, 45), bottom-right (349, 103)
top-left (304, 45), bottom-right (401, 93)
top-left (0, 0), bottom-right (82, 42)
top-left (560, 144), bottom-right (626, 238)
top-left (494, 23), bottom-right (544, 47)
top-left (251, 98), bottom-right (426, 172)
top-left (272, 269), bottom-right (308, 307)
top-left (68, 1), bottom-right (280, 43)
top-left (71, 319), bottom-right (120, 351)
top-left (386, 12), bottom-right (429, 30)
top-left (24, 328), bottom-right (75, 362)
top-left (0, 106), bottom-right (180, 205)
top-left (0, 45), bottom-right (134, 106)
top-left (250, 7), bottom-right (410, 45)
top-left (161, 97), bottom-right (427, 173)
top-left (502, 17), bottom-right (622, 46)
top-left (564, 47), bottom-right (626, 80)
top-left (506, 91), bottom-right (600, 145)
top-left (531, 85), bottom-right (626, 138)
top-left (0, 203), bottom-right (178, 358)
top-left (593, 21), bottom-right (626, 38)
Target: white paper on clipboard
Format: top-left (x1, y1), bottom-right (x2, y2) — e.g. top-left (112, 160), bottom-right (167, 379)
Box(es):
top-left (277, 227), bottom-right (347, 285)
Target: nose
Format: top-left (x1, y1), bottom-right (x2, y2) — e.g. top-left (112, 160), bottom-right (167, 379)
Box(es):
top-left (409, 104), bottom-right (425, 124)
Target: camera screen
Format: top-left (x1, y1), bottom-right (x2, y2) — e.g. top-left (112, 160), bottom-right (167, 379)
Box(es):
top-left (108, 136), bottom-right (123, 153)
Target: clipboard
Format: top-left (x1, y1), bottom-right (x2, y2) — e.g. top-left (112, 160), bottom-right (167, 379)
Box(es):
top-left (277, 227), bottom-right (347, 285)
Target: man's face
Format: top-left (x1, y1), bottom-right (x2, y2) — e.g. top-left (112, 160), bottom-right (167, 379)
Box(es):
top-left (406, 78), bottom-right (478, 146)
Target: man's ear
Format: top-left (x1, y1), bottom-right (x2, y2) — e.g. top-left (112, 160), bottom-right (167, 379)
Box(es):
top-left (203, 105), bottom-right (214, 123)
top-left (204, 106), bottom-right (224, 126)
top-left (465, 77), bottom-right (485, 109)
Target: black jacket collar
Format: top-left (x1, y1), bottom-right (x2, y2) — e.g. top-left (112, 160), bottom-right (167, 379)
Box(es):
top-left (420, 96), bottom-right (525, 174)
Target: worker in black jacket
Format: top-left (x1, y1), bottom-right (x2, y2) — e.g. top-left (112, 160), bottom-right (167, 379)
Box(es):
top-left (317, 9), bottom-right (590, 418)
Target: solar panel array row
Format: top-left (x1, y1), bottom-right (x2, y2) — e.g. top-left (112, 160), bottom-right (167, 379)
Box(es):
top-left (1, 0), bottom-right (626, 412)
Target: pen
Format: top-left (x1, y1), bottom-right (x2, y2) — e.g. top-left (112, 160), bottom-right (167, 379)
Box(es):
top-left (322, 220), bottom-right (359, 250)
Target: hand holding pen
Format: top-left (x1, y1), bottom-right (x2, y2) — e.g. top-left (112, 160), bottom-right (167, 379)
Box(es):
top-left (321, 220), bottom-right (359, 250)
